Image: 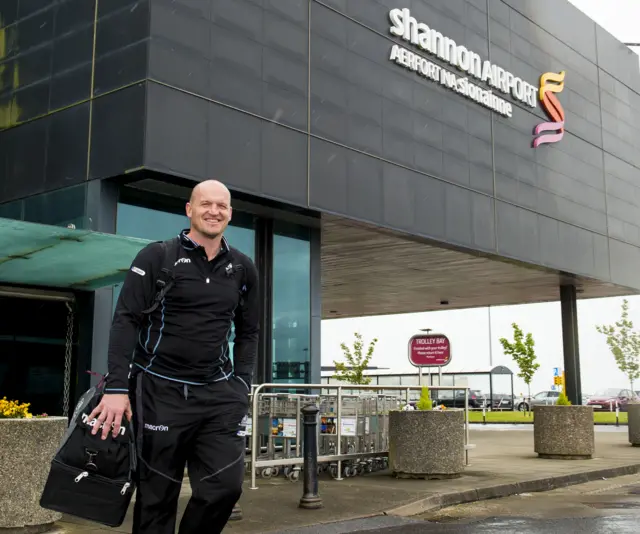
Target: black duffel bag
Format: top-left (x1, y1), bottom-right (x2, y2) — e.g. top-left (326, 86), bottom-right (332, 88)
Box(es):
top-left (40, 382), bottom-right (137, 528)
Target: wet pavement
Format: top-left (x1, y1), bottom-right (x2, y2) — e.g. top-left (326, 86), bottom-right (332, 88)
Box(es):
top-left (57, 429), bottom-right (640, 533)
top-left (334, 517), bottom-right (640, 533)
top-left (403, 473), bottom-right (640, 534)
top-left (274, 474), bottom-right (640, 533)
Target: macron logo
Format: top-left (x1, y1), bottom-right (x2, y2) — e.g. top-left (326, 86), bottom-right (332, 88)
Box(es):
top-left (174, 258), bottom-right (191, 267)
top-left (82, 413), bottom-right (127, 436)
top-left (144, 423), bottom-right (169, 432)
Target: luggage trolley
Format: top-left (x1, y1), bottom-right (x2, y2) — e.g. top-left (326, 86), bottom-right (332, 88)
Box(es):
top-left (318, 394), bottom-right (339, 476)
top-left (254, 392), bottom-right (319, 482)
top-left (353, 393), bottom-right (395, 475)
top-left (242, 393), bottom-right (254, 474)
top-left (374, 394), bottom-right (400, 464)
top-left (318, 393), bottom-right (393, 479)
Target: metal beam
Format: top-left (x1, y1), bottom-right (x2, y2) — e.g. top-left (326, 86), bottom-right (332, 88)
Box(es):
top-left (256, 218), bottom-right (274, 385)
top-left (560, 284), bottom-right (582, 405)
top-left (0, 285), bottom-right (75, 302)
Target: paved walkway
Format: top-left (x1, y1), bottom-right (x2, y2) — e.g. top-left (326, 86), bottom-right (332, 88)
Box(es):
top-left (58, 426), bottom-right (640, 533)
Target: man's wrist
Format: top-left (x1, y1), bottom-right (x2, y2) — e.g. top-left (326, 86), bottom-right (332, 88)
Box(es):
top-left (104, 375), bottom-right (129, 393)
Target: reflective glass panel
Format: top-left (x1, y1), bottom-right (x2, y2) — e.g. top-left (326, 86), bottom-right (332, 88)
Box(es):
top-left (271, 222), bottom-right (310, 385)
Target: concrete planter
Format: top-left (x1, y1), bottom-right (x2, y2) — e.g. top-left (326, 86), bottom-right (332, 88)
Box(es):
top-left (628, 402), bottom-right (640, 446)
top-left (533, 405), bottom-right (594, 459)
top-left (389, 409), bottom-right (465, 479)
top-left (0, 417), bottom-right (67, 532)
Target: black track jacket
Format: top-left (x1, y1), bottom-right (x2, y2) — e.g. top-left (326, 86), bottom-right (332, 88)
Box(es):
top-left (104, 230), bottom-right (259, 393)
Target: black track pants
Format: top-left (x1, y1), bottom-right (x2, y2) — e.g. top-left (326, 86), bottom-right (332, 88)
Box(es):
top-left (130, 371), bottom-right (249, 534)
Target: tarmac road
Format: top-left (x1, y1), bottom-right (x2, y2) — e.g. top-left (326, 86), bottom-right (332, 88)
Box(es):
top-left (274, 473), bottom-right (640, 534)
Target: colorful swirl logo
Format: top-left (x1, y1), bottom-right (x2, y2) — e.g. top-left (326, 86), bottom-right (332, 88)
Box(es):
top-left (533, 71), bottom-right (566, 148)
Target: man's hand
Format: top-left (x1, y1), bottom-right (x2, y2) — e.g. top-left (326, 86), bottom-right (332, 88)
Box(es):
top-left (87, 394), bottom-right (132, 440)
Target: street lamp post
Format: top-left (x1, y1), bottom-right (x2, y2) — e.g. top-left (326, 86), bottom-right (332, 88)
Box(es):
top-left (418, 328), bottom-right (433, 385)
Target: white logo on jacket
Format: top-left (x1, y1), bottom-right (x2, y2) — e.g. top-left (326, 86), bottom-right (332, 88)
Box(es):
top-left (144, 423), bottom-right (169, 432)
top-left (81, 413), bottom-right (127, 436)
top-left (174, 258), bottom-right (191, 266)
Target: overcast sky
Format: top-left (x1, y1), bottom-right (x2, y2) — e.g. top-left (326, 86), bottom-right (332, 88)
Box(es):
top-left (566, 0), bottom-right (640, 45)
top-left (321, 1), bottom-right (640, 397)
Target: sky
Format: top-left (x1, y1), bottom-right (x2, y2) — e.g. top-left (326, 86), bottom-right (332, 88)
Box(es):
top-left (566, 0), bottom-right (640, 45)
top-left (320, 0), bottom-right (640, 398)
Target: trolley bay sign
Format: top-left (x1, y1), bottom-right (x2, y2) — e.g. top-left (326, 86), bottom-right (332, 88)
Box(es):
top-left (388, 8), bottom-right (538, 118)
top-left (408, 333), bottom-right (452, 368)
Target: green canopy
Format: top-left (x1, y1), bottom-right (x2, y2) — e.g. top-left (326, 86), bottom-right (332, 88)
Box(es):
top-left (0, 218), bottom-right (151, 290)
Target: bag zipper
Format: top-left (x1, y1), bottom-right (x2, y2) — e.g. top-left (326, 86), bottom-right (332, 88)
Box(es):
top-left (55, 460), bottom-right (132, 496)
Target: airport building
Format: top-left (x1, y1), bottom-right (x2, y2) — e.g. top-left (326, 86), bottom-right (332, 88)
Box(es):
top-left (1, 0), bottom-right (640, 415)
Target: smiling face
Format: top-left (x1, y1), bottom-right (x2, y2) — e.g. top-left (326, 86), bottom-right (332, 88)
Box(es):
top-left (186, 180), bottom-right (232, 239)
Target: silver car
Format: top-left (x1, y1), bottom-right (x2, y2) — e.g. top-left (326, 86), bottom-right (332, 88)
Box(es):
top-left (516, 390), bottom-right (560, 412)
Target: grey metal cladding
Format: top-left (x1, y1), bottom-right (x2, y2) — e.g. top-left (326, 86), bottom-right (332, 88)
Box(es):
top-left (306, 0), bottom-right (640, 289)
top-left (90, 83), bottom-right (147, 181)
top-left (3, 0), bottom-right (627, 289)
top-left (146, 0), bottom-right (309, 129)
top-left (596, 25), bottom-right (640, 93)
top-left (144, 82), bottom-right (308, 206)
top-left (499, 0), bottom-right (598, 63)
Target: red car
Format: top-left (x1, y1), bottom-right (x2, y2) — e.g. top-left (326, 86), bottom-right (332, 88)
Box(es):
top-left (586, 388), bottom-right (635, 412)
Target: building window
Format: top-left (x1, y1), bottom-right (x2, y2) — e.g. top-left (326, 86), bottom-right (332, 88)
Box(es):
top-left (400, 375), bottom-right (419, 386)
top-left (271, 222), bottom-right (311, 384)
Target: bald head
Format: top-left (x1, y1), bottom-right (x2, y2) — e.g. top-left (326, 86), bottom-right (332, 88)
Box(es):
top-left (190, 180), bottom-right (231, 205)
top-left (186, 180), bottom-right (232, 240)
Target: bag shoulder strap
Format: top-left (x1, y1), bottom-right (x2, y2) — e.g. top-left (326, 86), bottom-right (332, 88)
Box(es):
top-left (229, 248), bottom-right (249, 307)
top-left (141, 237), bottom-right (181, 315)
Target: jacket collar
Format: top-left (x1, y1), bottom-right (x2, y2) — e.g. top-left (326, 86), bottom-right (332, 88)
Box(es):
top-left (179, 229), bottom-right (230, 254)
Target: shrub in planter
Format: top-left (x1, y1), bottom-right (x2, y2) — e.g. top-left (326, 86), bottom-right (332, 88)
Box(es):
top-left (533, 392), bottom-right (595, 459)
top-left (389, 387), bottom-right (465, 479)
top-left (0, 397), bottom-right (67, 532)
top-left (416, 386), bottom-right (433, 411)
top-left (628, 400), bottom-right (640, 446)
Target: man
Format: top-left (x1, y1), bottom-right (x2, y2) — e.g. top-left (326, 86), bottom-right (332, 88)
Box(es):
top-left (88, 180), bottom-right (259, 533)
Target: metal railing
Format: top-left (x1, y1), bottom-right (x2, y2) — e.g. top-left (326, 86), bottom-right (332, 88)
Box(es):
top-left (248, 383), bottom-right (473, 490)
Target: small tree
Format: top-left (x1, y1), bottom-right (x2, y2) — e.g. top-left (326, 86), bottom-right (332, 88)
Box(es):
top-left (499, 323), bottom-right (540, 416)
top-left (332, 332), bottom-right (378, 385)
top-left (416, 386), bottom-right (433, 411)
top-left (596, 299), bottom-right (640, 392)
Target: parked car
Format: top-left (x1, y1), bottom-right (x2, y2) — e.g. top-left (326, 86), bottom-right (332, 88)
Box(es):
top-left (485, 393), bottom-right (514, 410)
top-left (516, 390), bottom-right (560, 412)
top-left (586, 388), bottom-right (635, 412)
top-left (433, 389), bottom-right (485, 409)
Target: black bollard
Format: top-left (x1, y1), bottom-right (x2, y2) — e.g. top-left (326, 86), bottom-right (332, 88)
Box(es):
top-left (229, 502), bottom-right (243, 521)
top-left (299, 403), bottom-right (323, 510)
